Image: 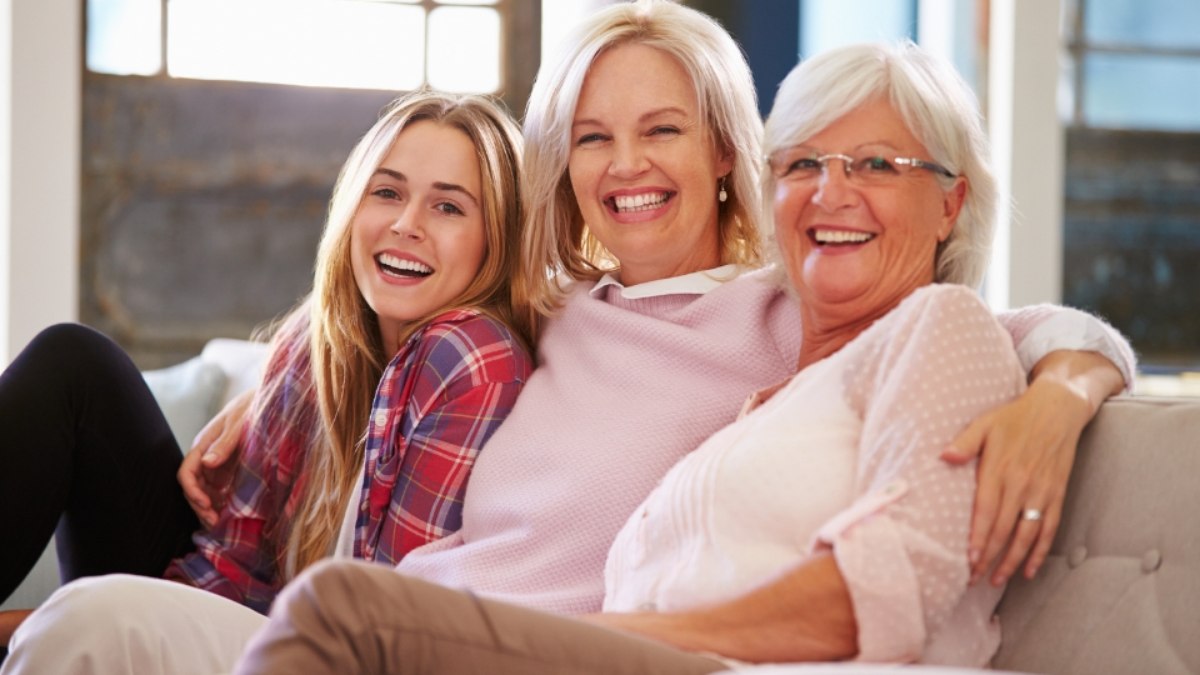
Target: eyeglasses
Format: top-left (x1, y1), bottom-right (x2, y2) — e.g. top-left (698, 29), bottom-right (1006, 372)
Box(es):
top-left (768, 147), bottom-right (957, 185)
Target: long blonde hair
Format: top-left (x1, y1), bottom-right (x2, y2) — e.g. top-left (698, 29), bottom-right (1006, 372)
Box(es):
top-left (249, 91), bottom-right (528, 579)
top-left (515, 0), bottom-right (764, 322)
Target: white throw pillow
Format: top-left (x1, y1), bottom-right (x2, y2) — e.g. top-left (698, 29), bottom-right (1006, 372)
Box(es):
top-left (142, 357), bottom-right (228, 453)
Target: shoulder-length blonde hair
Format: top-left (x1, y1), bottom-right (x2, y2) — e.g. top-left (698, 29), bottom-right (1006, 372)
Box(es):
top-left (515, 0), bottom-right (763, 319)
top-left (256, 90), bottom-right (528, 578)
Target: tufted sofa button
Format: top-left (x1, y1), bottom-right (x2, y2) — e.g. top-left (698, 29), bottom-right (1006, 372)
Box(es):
top-left (1141, 549), bottom-right (1163, 573)
top-left (1067, 546), bottom-right (1087, 568)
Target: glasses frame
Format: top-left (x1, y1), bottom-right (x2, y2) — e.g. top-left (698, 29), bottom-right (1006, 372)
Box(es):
top-left (768, 150), bottom-right (958, 183)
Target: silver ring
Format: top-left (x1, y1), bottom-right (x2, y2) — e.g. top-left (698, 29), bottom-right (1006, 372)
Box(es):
top-left (1021, 508), bottom-right (1043, 522)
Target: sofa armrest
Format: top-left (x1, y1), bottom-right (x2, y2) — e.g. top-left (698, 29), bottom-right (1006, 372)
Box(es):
top-left (993, 395), bottom-right (1200, 674)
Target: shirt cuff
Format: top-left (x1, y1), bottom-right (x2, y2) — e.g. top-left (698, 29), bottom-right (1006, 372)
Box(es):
top-left (813, 480), bottom-right (925, 663)
top-left (1014, 308), bottom-right (1136, 392)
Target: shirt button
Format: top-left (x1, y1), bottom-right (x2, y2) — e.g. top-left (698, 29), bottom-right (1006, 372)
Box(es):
top-left (374, 411), bottom-right (388, 427)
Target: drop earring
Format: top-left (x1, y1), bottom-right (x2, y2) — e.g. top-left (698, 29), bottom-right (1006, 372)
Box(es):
top-left (718, 176), bottom-right (728, 203)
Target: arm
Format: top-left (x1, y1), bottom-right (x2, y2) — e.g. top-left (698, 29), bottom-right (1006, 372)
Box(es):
top-left (0, 609), bottom-right (33, 647)
top-left (359, 320), bottom-right (531, 563)
top-left (179, 388), bottom-right (255, 528)
top-left (588, 552), bottom-right (856, 663)
top-left (947, 305), bottom-right (1134, 584)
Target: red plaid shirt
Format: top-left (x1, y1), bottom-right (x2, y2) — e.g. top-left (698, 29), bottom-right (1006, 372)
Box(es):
top-left (163, 309), bottom-right (531, 613)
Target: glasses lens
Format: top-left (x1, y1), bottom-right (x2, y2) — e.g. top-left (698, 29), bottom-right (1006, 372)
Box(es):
top-left (772, 148), bottom-right (821, 180)
top-left (850, 155), bottom-right (901, 184)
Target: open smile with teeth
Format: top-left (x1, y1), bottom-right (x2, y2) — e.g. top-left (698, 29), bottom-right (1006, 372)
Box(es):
top-left (810, 229), bottom-right (876, 246)
top-left (377, 253), bottom-right (433, 278)
top-left (610, 191), bottom-right (671, 213)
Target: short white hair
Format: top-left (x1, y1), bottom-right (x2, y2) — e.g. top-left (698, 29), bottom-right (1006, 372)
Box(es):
top-left (763, 41), bottom-right (997, 287)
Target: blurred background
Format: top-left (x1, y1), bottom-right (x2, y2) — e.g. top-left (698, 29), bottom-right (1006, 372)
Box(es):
top-left (1, 0), bottom-right (1196, 394)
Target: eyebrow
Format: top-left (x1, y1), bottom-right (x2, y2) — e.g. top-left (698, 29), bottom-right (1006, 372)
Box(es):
top-left (572, 106), bottom-right (690, 128)
top-left (373, 168), bottom-right (479, 206)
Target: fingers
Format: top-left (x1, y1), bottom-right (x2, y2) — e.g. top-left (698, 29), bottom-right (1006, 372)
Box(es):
top-left (967, 468), bottom-right (1000, 580)
top-left (976, 480), bottom-right (1024, 584)
top-left (942, 415), bottom-right (989, 464)
top-left (1023, 502), bottom-right (1062, 580)
top-left (201, 422), bottom-right (240, 467)
top-left (178, 453), bottom-right (220, 528)
top-left (989, 509), bottom-right (1042, 586)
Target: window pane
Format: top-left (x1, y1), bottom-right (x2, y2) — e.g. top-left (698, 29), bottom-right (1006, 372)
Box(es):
top-left (167, 0), bottom-right (424, 91)
top-left (427, 7), bottom-right (500, 93)
top-left (1083, 54), bottom-right (1200, 130)
top-left (1084, 0), bottom-right (1200, 49)
top-left (87, 0), bottom-right (162, 75)
top-left (800, 2), bottom-right (914, 58)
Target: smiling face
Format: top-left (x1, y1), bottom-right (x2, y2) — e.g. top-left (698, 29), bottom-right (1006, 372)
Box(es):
top-left (773, 97), bottom-right (966, 330)
top-left (568, 43), bottom-right (733, 286)
top-left (350, 120), bottom-right (487, 350)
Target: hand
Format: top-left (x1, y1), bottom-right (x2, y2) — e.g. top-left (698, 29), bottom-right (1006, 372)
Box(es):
top-left (941, 376), bottom-right (1093, 586)
top-left (0, 609), bottom-right (33, 646)
top-left (178, 388), bottom-right (254, 528)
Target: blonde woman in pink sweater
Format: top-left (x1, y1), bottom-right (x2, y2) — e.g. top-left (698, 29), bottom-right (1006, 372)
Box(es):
top-left (5, 2), bottom-right (1133, 673)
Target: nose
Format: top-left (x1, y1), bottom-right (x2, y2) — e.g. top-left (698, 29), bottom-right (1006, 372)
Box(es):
top-left (812, 161), bottom-right (858, 211)
top-left (388, 206), bottom-right (425, 240)
top-left (607, 137), bottom-right (650, 179)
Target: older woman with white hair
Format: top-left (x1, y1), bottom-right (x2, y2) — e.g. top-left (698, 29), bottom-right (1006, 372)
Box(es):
top-left (226, 39), bottom-right (1123, 673)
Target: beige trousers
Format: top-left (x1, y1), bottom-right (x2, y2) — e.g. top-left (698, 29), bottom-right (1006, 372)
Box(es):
top-left (233, 559), bottom-right (727, 675)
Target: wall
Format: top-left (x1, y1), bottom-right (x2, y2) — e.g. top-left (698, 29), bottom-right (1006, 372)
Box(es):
top-left (0, 0), bottom-right (80, 365)
top-left (80, 75), bottom-right (396, 368)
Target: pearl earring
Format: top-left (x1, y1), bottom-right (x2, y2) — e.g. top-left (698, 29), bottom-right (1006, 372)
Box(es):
top-left (718, 177), bottom-right (728, 203)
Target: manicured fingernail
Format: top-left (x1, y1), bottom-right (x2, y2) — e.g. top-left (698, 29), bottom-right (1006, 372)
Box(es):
top-left (969, 548), bottom-right (981, 565)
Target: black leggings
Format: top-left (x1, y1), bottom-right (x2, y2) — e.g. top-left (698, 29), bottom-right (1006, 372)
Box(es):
top-left (0, 324), bottom-right (199, 603)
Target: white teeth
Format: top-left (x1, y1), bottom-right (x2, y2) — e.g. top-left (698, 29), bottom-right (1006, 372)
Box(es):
top-left (813, 229), bottom-right (874, 244)
top-left (377, 253), bottom-right (433, 275)
top-left (613, 192), bottom-right (668, 212)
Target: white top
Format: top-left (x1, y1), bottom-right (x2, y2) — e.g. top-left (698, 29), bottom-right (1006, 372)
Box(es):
top-left (604, 285), bottom-right (1027, 666)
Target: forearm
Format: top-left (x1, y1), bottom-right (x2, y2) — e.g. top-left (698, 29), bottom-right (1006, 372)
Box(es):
top-left (587, 552), bottom-right (857, 663)
top-left (1028, 349), bottom-right (1125, 418)
top-left (0, 609), bottom-right (33, 647)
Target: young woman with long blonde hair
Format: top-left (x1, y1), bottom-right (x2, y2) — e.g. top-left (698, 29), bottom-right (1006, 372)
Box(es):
top-left (0, 91), bottom-right (533, 663)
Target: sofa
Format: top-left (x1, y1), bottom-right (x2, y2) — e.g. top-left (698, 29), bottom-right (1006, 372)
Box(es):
top-left (4, 342), bottom-right (1197, 673)
top-left (727, 395), bottom-right (1200, 675)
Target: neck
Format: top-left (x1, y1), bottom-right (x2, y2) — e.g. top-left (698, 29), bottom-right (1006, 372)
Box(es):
top-left (796, 301), bottom-right (897, 371)
top-left (616, 238), bottom-right (721, 286)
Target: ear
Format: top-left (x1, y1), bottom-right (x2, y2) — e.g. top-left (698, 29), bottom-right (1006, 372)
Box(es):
top-left (937, 176), bottom-right (967, 242)
top-left (714, 140), bottom-right (735, 180)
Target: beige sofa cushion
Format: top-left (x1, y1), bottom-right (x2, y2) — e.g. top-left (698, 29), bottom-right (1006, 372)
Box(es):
top-left (994, 395), bottom-right (1200, 674)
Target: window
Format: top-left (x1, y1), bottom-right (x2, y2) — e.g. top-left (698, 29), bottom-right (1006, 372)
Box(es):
top-left (1060, 0), bottom-right (1200, 378)
top-left (1062, 0), bottom-right (1200, 130)
top-left (86, 0), bottom-right (506, 93)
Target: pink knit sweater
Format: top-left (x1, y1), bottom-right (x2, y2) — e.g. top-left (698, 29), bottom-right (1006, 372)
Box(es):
top-left (392, 267), bottom-right (1134, 615)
